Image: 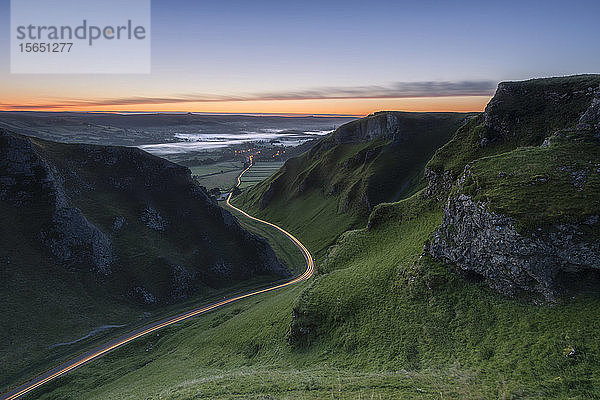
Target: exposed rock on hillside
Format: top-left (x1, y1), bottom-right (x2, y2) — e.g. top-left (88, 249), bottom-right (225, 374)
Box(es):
top-left (1, 130), bottom-right (114, 274)
top-left (331, 111), bottom-right (406, 143)
top-left (427, 192), bottom-right (600, 301)
top-left (331, 111), bottom-right (468, 145)
top-left (576, 87), bottom-right (600, 135)
top-left (42, 206), bottom-right (115, 275)
top-left (426, 75), bottom-right (600, 300)
top-left (482, 77), bottom-right (600, 145)
top-left (423, 168), bottom-right (454, 202)
top-left (0, 128), bottom-right (289, 304)
top-left (141, 207), bottom-right (169, 231)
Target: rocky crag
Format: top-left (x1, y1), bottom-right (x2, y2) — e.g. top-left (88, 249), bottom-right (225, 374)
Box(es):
top-left (425, 75), bottom-right (600, 300)
top-left (0, 129), bottom-right (289, 304)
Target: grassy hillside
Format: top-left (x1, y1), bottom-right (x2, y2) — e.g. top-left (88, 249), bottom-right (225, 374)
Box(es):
top-left (291, 195), bottom-right (600, 398)
top-left (27, 193), bottom-right (600, 399)
top-left (0, 131), bottom-right (289, 390)
top-left (456, 137), bottom-right (600, 234)
top-left (235, 112), bottom-right (468, 257)
top-left (426, 75), bottom-right (600, 181)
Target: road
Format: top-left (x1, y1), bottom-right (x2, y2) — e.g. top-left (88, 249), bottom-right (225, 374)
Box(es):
top-left (1, 163), bottom-right (315, 400)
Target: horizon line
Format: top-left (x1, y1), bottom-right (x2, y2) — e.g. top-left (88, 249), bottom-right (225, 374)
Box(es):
top-left (0, 110), bottom-right (365, 117)
top-left (0, 109), bottom-right (485, 117)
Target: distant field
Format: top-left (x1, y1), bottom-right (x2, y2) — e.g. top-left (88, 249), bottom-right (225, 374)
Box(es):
top-left (190, 161), bottom-right (244, 190)
top-left (240, 161), bottom-right (284, 189)
top-left (189, 161), bottom-right (243, 176)
top-left (190, 160), bottom-right (284, 191)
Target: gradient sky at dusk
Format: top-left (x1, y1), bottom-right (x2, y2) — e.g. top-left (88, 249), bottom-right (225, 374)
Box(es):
top-left (1, 0), bottom-right (599, 115)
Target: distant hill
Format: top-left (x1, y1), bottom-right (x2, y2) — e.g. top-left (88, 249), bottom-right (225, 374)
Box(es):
top-left (0, 129), bottom-right (289, 386)
top-left (0, 112), bottom-right (354, 147)
top-left (234, 111), bottom-right (470, 256)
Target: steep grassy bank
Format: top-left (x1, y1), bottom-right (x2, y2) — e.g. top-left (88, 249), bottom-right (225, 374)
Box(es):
top-left (235, 112), bottom-right (468, 257)
top-left (290, 195), bottom-right (600, 398)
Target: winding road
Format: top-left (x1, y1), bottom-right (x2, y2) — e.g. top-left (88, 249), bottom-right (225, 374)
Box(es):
top-left (1, 163), bottom-right (315, 400)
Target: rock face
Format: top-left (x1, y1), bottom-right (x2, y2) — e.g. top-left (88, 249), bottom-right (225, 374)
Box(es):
top-left (482, 77), bottom-right (600, 145)
top-left (425, 75), bottom-right (600, 300)
top-left (331, 111), bottom-right (464, 145)
top-left (422, 168), bottom-right (454, 202)
top-left (0, 129), bottom-right (290, 304)
top-left (141, 207), bottom-right (169, 231)
top-left (577, 88), bottom-right (600, 135)
top-left (1, 129), bottom-right (114, 274)
top-left (331, 112), bottom-right (405, 143)
top-left (42, 205), bottom-right (115, 275)
top-left (427, 192), bottom-right (600, 301)
top-left (0, 129), bottom-right (54, 205)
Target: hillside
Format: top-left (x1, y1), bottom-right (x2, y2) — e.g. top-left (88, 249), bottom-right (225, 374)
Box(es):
top-left (9, 75), bottom-right (600, 399)
top-left (424, 74), bottom-right (600, 199)
top-left (235, 111), bottom-right (469, 256)
top-left (424, 74), bottom-right (600, 300)
top-left (28, 196), bottom-right (600, 399)
top-left (0, 129), bottom-right (289, 388)
top-left (289, 75), bottom-right (600, 395)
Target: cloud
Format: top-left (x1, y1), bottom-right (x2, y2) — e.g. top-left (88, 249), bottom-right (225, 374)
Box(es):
top-left (1, 80), bottom-right (497, 110)
top-left (254, 80), bottom-right (497, 101)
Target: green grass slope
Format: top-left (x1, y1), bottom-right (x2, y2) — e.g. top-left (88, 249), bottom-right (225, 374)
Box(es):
top-left (235, 111), bottom-right (469, 257)
top-left (290, 195), bottom-right (600, 398)
top-left (29, 193), bottom-right (600, 399)
top-left (456, 136), bottom-right (600, 234)
top-left (426, 75), bottom-right (600, 183)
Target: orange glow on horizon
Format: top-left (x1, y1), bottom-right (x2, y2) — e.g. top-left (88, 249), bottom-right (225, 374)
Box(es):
top-left (0, 96), bottom-right (491, 116)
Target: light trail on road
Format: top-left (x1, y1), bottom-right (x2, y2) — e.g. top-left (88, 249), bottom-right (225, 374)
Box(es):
top-left (1, 162), bottom-right (314, 400)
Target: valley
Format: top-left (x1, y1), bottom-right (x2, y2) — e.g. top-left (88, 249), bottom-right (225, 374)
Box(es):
top-left (2, 75), bottom-right (600, 399)
top-left (1, 163), bottom-right (315, 400)
top-left (2, 0), bottom-right (598, 397)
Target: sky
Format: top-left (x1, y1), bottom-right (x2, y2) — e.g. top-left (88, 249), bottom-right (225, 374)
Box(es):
top-left (1, 0), bottom-right (599, 115)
